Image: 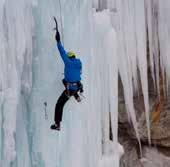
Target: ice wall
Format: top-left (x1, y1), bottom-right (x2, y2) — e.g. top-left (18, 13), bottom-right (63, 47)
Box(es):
top-left (27, 1), bottom-right (120, 167)
top-left (110, 0), bottom-right (150, 148)
top-left (29, 1), bottom-right (121, 166)
top-left (93, 11), bottom-right (124, 167)
top-left (0, 0), bottom-right (34, 166)
top-left (1, 0), bottom-right (170, 167)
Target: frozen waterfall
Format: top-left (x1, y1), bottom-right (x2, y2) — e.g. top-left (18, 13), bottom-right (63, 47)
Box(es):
top-left (1, 0), bottom-right (170, 167)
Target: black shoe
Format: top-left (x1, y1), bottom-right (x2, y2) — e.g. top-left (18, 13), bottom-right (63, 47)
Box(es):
top-left (50, 123), bottom-right (60, 131)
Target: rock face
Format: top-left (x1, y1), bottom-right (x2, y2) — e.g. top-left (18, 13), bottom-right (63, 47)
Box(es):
top-left (119, 128), bottom-right (143, 167)
top-left (138, 103), bottom-right (170, 147)
top-left (118, 78), bottom-right (170, 167)
top-left (141, 147), bottom-right (170, 167)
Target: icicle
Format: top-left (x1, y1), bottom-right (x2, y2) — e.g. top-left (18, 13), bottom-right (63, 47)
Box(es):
top-left (145, 0), bottom-right (156, 90)
top-left (152, 0), bottom-right (160, 97)
top-left (115, 0), bottom-right (142, 155)
top-left (134, 0), bottom-right (151, 145)
top-left (158, 0), bottom-right (170, 95)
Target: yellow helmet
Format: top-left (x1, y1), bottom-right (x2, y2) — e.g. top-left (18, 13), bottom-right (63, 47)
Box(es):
top-left (68, 51), bottom-right (76, 58)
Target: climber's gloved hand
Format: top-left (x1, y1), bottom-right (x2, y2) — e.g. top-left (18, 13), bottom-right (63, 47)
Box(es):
top-left (79, 82), bottom-right (83, 93)
top-left (80, 88), bottom-right (84, 93)
top-left (55, 30), bottom-right (60, 42)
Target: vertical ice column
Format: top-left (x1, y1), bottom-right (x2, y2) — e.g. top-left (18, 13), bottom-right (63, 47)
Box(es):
top-left (135, 0), bottom-right (151, 145)
top-left (29, 0), bottom-right (99, 167)
top-left (59, 1), bottom-right (104, 167)
top-left (28, 0), bottom-right (63, 166)
top-left (93, 10), bottom-right (123, 167)
top-left (114, 0), bottom-right (151, 147)
top-left (144, 0), bottom-right (160, 96)
top-left (145, 0), bottom-right (156, 89)
top-left (158, 0), bottom-right (170, 86)
top-left (115, 0), bottom-right (142, 152)
top-left (93, 11), bottom-right (111, 154)
top-left (152, 0), bottom-right (160, 96)
top-left (145, 0), bottom-right (170, 96)
top-left (30, 0), bottom-right (109, 167)
top-left (0, 0), bottom-right (34, 166)
top-left (105, 28), bottom-right (124, 167)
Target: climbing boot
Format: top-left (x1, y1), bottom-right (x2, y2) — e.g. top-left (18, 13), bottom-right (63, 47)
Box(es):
top-left (50, 123), bottom-right (60, 131)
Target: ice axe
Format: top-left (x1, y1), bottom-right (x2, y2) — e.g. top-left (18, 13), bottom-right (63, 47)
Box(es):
top-left (53, 16), bottom-right (58, 31)
top-left (53, 16), bottom-right (64, 45)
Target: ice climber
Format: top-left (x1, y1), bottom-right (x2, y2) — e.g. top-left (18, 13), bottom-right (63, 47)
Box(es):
top-left (51, 18), bottom-right (83, 131)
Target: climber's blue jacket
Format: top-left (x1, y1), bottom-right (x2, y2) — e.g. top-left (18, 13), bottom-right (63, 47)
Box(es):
top-left (57, 41), bottom-right (82, 83)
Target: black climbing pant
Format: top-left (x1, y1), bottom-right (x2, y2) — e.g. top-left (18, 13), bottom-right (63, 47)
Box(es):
top-left (54, 90), bottom-right (79, 124)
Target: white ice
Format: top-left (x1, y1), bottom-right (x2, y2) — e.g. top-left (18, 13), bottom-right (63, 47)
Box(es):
top-left (1, 0), bottom-right (170, 167)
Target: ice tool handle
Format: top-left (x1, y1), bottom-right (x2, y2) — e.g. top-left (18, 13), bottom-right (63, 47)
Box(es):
top-left (53, 16), bottom-right (58, 31)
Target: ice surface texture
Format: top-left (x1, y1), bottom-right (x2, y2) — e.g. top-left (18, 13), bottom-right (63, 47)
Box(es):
top-left (1, 0), bottom-right (170, 167)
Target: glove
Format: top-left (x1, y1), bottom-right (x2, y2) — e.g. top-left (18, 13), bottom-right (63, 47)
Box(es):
top-left (80, 87), bottom-right (84, 93)
top-left (55, 30), bottom-right (60, 42)
top-left (80, 83), bottom-right (84, 93)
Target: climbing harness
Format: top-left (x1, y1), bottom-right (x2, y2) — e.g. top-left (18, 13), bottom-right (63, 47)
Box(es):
top-left (63, 80), bottom-right (78, 97)
top-left (62, 79), bottom-right (84, 100)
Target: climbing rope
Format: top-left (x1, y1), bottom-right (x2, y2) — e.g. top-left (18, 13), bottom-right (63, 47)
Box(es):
top-left (59, 0), bottom-right (64, 45)
top-left (78, 0), bottom-right (81, 48)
